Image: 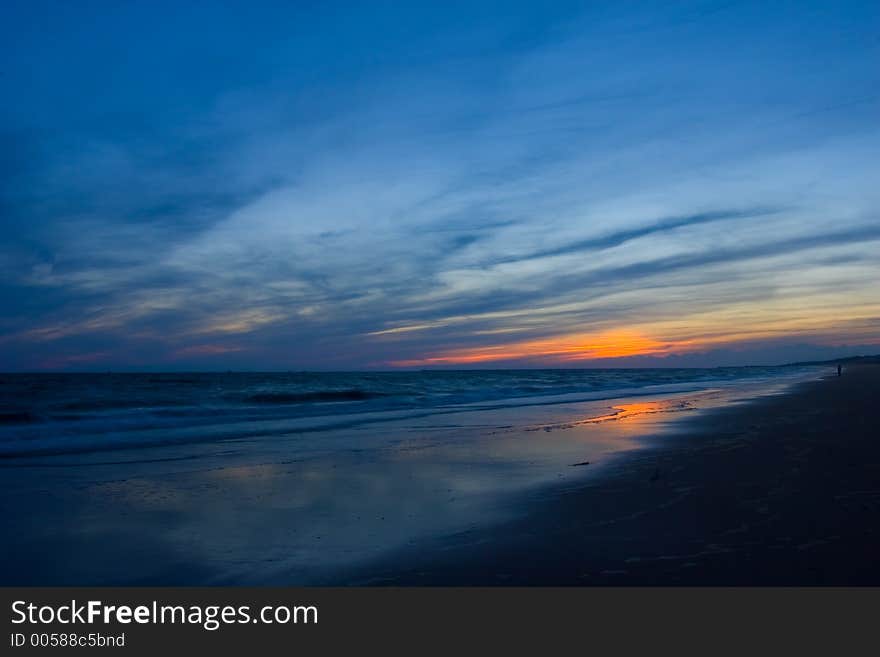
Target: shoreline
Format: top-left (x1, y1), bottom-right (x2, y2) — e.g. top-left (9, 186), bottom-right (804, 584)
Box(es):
top-left (0, 366), bottom-right (816, 460)
top-left (3, 365), bottom-right (875, 585)
top-left (332, 364), bottom-right (880, 585)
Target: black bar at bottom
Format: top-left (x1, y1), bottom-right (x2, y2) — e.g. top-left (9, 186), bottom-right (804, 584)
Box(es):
top-left (2, 587), bottom-right (876, 654)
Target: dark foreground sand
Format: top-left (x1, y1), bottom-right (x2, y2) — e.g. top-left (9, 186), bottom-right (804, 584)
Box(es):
top-left (339, 365), bottom-right (880, 585)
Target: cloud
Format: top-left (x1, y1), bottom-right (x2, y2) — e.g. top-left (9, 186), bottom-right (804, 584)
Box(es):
top-left (485, 208), bottom-right (784, 266)
top-left (2, 1), bottom-right (879, 369)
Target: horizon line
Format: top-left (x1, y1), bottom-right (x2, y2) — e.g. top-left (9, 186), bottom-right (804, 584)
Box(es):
top-left (1, 354), bottom-right (876, 376)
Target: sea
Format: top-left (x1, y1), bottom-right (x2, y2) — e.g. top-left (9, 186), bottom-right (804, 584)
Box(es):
top-left (0, 366), bottom-right (821, 459)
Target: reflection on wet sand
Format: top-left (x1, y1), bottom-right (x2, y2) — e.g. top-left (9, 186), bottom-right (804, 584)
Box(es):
top-left (0, 378), bottom-right (807, 584)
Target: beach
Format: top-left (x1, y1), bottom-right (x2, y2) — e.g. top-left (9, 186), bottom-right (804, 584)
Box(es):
top-left (1, 364), bottom-right (877, 585)
top-left (339, 364), bottom-right (880, 585)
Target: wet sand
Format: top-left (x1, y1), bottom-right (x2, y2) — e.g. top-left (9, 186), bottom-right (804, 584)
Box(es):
top-left (1, 387), bottom-right (704, 585)
top-left (3, 366), bottom-right (874, 585)
top-left (336, 365), bottom-right (880, 585)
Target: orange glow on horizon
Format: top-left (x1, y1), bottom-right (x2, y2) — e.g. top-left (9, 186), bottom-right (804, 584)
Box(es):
top-left (385, 296), bottom-right (880, 367)
top-left (391, 329), bottom-right (676, 366)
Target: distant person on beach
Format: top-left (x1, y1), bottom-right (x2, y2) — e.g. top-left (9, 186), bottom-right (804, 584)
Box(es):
top-left (838, 363), bottom-right (842, 376)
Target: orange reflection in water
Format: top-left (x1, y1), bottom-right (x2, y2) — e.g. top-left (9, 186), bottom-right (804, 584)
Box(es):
top-left (519, 399), bottom-right (695, 440)
top-left (579, 400), bottom-right (688, 425)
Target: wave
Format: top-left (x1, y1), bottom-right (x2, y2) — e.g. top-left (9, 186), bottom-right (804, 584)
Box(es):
top-left (60, 398), bottom-right (187, 412)
top-left (0, 366), bottom-right (824, 458)
top-left (244, 390), bottom-right (386, 404)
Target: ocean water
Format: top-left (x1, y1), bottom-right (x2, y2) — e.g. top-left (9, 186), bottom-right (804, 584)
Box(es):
top-left (1, 365), bottom-right (827, 583)
top-left (0, 367), bottom-right (819, 458)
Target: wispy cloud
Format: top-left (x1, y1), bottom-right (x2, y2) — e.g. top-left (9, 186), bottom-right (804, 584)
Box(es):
top-left (1, 1), bottom-right (879, 369)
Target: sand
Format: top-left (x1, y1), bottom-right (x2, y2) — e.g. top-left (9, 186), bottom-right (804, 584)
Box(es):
top-left (3, 365), bottom-right (877, 585)
top-left (336, 364), bottom-right (880, 585)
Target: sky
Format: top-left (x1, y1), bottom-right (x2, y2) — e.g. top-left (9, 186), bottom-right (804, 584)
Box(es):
top-left (1, 0), bottom-right (878, 370)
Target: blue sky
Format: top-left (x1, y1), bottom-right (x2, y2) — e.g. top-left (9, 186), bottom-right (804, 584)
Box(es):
top-left (1, 1), bottom-right (878, 370)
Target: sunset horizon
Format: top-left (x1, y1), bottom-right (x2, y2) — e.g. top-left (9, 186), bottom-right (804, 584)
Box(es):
top-left (3, 0), bottom-right (880, 602)
top-left (2, 2), bottom-right (878, 372)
